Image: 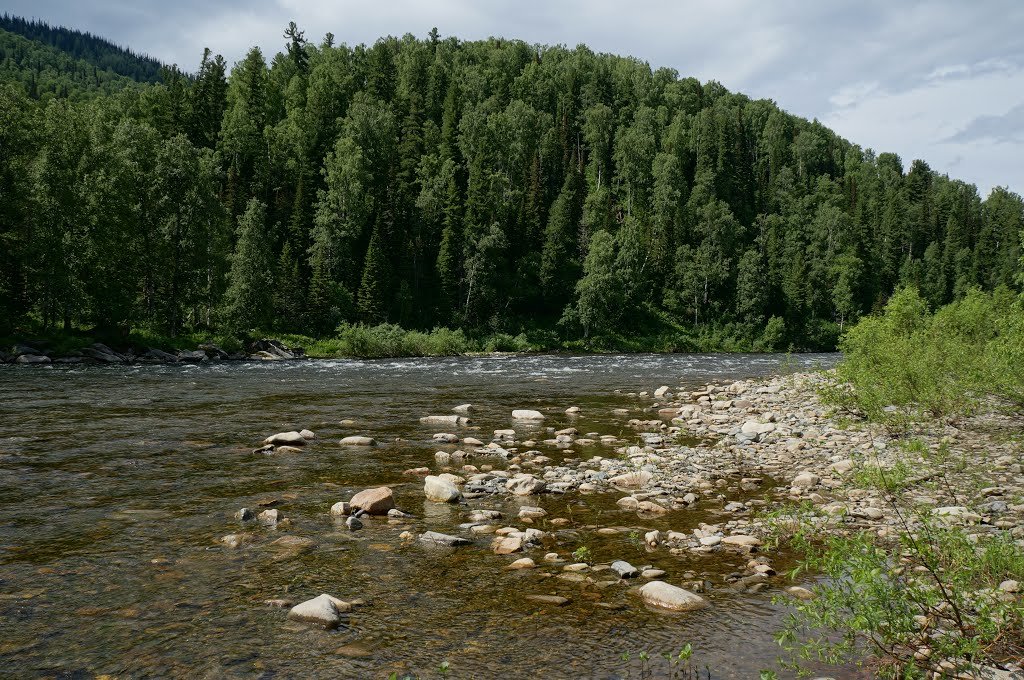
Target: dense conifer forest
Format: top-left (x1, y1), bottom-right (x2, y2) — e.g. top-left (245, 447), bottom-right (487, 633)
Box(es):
top-left (2, 19), bottom-right (1022, 351)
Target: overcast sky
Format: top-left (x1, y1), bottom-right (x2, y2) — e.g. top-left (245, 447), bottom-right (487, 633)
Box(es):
top-left (7, 0), bottom-right (1024, 197)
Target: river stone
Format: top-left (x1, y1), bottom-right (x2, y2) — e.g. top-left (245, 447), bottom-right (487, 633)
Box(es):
top-left (462, 437), bottom-right (484, 446)
top-left (345, 516), bottom-right (363, 531)
top-left (830, 459), bottom-right (854, 474)
top-left (512, 409), bottom-right (545, 420)
top-left (452, 404), bottom-right (474, 414)
top-left (722, 534), bottom-right (762, 548)
top-left (787, 586), bottom-right (815, 600)
top-left (642, 569), bottom-right (667, 579)
top-left (424, 475), bottom-right (463, 503)
top-left (287, 594), bottom-right (350, 629)
top-left (525, 594), bottom-right (570, 606)
top-left (258, 509), bottom-right (281, 526)
top-left (637, 581), bottom-right (709, 612)
top-left (349, 487), bottom-right (395, 515)
top-left (506, 475), bottom-right (546, 495)
top-left (433, 433), bottom-right (459, 443)
top-left (609, 470), bottom-right (654, 488)
top-left (299, 429), bottom-right (315, 440)
top-left (492, 535), bottom-right (524, 554)
top-left (16, 353), bottom-right (51, 364)
top-left (636, 501), bottom-right (668, 515)
top-left (518, 506), bottom-right (547, 519)
top-left (741, 421), bottom-right (776, 435)
top-left (434, 451), bottom-right (451, 465)
top-left (330, 501), bottom-right (350, 516)
top-left (792, 471), bottom-right (820, 488)
top-left (235, 507), bottom-right (255, 521)
top-left (611, 560), bottom-right (639, 578)
top-left (270, 535), bottom-right (316, 552)
top-left (340, 436), bottom-right (376, 446)
top-left (419, 531), bottom-right (471, 547)
top-left (221, 534), bottom-right (244, 549)
top-left (507, 557), bottom-right (535, 569)
top-left (565, 406), bottom-right (581, 414)
top-left (420, 415), bottom-right (469, 426)
top-left (264, 431), bottom-right (306, 446)
top-left (654, 385), bottom-right (670, 398)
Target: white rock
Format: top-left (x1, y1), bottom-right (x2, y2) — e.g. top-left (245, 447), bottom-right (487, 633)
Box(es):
top-left (340, 436), bottom-right (376, 446)
top-left (506, 475), bottom-right (546, 495)
top-left (609, 470), bottom-right (654, 488)
top-left (287, 594), bottom-right (350, 628)
top-left (424, 475), bottom-right (463, 503)
top-left (264, 431), bottom-right (306, 446)
top-left (452, 404), bottom-right (474, 414)
top-left (512, 409), bottom-right (545, 420)
top-left (420, 415), bottom-right (469, 426)
top-left (637, 581), bottom-right (709, 611)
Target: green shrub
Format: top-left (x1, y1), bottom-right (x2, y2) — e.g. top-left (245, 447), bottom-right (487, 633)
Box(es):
top-left (823, 287), bottom-right (1024, 430)
top-left (775, 516), bottom-right (1024, 678)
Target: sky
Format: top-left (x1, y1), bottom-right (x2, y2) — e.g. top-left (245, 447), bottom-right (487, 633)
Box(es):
top-left (6, 0), bottom-right (1024, 197)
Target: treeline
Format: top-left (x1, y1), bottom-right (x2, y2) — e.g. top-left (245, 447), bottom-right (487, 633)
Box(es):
top-left (2, 22), bottom-right (1022, 349)
top-left (0, 14), bottom-right (164, 84)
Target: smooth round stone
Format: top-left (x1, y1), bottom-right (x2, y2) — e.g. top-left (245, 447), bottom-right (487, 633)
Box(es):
top-left (507, 558), bottom-right (536, 570)
top-left (699, 536), bottom-right (722, 547)
top-left (641, 569), bottom-right (666, 578)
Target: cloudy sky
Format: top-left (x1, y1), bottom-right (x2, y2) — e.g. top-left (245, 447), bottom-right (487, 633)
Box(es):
top-left (8, 0), bottom-right (1024, 196)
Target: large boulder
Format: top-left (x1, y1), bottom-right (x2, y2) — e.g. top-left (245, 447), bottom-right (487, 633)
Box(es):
top-left (264, 431), bottom-right (307, 446)
top-left (424, 475), bottom-right (463, 503)
top-left (287, 594), bottom-right (351, 629)
top-left (15, 354), bottom-right (50, 364)
top-left (349, 487), bottom-right (395, 515)
top-left (637, 581), bottom-right (709, 612)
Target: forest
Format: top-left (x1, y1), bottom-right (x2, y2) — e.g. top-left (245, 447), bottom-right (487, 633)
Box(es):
top-left (1, 19), bottom-right (1022, 352)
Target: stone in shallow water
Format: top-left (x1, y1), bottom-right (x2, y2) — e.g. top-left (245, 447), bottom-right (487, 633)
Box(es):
top-left (492, 536), bottom-right (523, 554)
top-left (525, 594), bottom-right (570, 606)
top-left (512, 409), bottom-right (545, 420)
top-left (287, 594), bottom-right (350, 629)
top-left (340, 436), bottom-right (376, 446)
top-left (637, 581), bottom-right (709, 612)
top-left (419, 531), bottom-right (471, 547)
top-left (424, 475), bottom-right (462, 503)
top-left (348, 487), bottom-right (395, 515)
top-left (264, 431), bottom-right (306, 446)
top-left (611, 560), bottom-right (639, 578)
top-left (335, 642), bottom-right (373, 658)
top-left (507, 558), bottom-right (535, 569)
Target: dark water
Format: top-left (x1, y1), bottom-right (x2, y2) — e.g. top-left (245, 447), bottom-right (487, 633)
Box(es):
top-left (0, 353), bottom-right (840, 679)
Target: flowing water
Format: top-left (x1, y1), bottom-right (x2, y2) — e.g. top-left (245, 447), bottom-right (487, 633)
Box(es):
top-left (0, 353), bottom-right (841, 679)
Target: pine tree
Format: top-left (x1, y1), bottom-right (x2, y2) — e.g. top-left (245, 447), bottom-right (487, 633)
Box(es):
top-left (357, 217), bottom-right (390, 323)
top-left (223, 198), bottom-right (274, 331)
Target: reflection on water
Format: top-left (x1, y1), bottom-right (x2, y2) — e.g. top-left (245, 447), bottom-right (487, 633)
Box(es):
top-left (0, 353), bottom-right (838, 678)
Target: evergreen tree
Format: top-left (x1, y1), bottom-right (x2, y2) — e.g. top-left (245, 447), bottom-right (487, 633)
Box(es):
top-left (223, 198), bottom-right (273, 331)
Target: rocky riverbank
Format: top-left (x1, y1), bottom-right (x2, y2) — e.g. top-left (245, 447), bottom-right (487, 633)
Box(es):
top-left (226, 368), bottom-right (1023, 674)
top-left (1, 338), bottom-right (305, 365)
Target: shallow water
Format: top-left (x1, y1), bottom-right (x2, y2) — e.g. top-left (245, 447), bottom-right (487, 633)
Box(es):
top-left (0, 353), bottom-right (842, 678)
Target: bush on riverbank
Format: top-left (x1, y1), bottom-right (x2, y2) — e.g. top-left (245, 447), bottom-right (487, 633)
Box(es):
top-left (822, 286), bottom-right (1024, 429)
top-left (772, 288), bottom-right (1024, 677)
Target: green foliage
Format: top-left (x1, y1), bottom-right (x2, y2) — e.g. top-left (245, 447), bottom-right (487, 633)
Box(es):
top-left (823, 287), bottom-right (1024, 430)
top-left (775, 517), bottom-right (1024, 678)
top-left (571, 545), bottom-right (592, 564)
top-left (2, 19), bottom-right (1022, 351)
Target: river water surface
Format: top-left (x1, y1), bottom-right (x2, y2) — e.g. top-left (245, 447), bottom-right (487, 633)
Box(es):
top-left (0, 353), bottom-right (840, 679)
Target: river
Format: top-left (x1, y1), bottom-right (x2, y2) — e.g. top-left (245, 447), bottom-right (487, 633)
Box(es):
top-left (0, 353), bottom-right (840, 678)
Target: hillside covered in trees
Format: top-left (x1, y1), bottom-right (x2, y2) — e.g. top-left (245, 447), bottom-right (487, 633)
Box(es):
top-left (2, 20), bottom-right (1022, 351)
